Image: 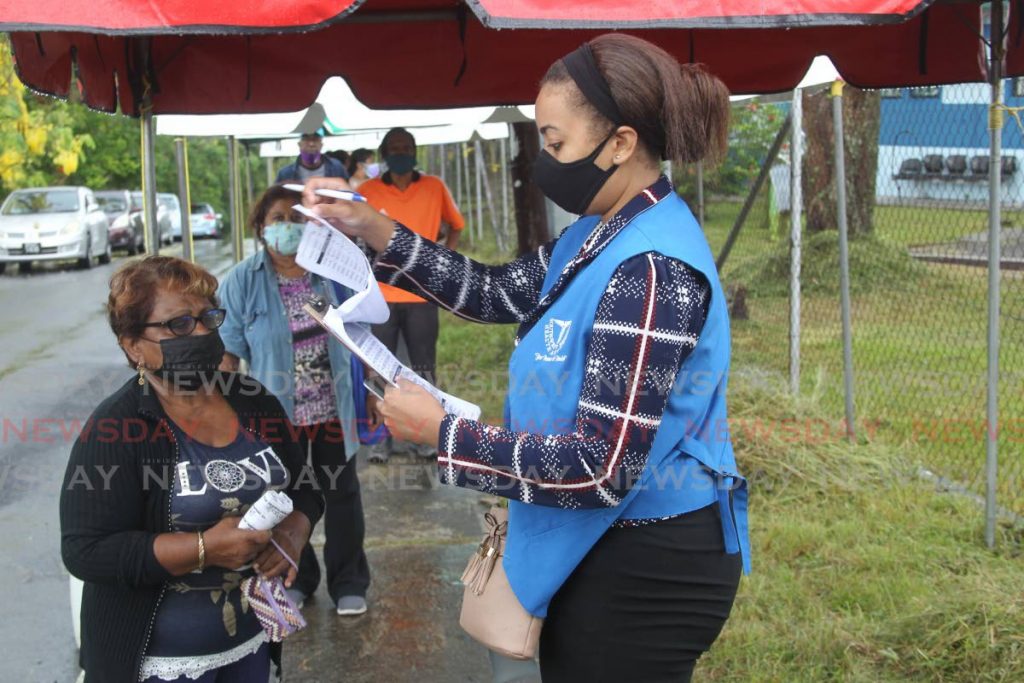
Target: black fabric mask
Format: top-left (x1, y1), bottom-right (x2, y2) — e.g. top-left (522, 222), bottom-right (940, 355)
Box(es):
top-left (153, 331), bottom-right (225, 392)
top-left (532, 132), bottom-right (618, 215)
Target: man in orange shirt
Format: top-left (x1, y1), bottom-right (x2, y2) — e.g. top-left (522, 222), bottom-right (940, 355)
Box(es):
top-left (360, 127), bottom-right (465, 462)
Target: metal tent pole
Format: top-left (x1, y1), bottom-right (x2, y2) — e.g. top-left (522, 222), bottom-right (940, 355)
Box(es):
top-left (790, 88), bottom-right (804, 396)
top-left (141, 112), bottom-right (159, 253)
top-left (228, 136), bottom-right (243, 263)
top-left (266, 157), bottom-right (274, 186)
top-left (175, 138), bottom-right (194, 263)
top-left (832, 80), bottom-right (856, 441)
top-left (985, 0), bottom-right (1005, 549)
top-left (243, 143), bottom-right (257, 254)
top-left (439, 143), bottom-right (447, 184)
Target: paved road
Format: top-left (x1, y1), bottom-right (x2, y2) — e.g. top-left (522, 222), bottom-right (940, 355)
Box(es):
top-left (0, 241), bottom-right (506, 682)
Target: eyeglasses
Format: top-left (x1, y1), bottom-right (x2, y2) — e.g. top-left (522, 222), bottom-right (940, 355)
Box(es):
top-left (142, 308), bottom-right (226, 337)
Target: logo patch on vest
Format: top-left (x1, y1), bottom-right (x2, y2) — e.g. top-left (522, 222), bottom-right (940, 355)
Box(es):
top-left (537, 318), bottom-right (572, 362)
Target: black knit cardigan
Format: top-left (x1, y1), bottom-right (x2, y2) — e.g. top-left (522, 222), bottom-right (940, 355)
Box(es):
top-left (59, 372), bottom-right (323, 682)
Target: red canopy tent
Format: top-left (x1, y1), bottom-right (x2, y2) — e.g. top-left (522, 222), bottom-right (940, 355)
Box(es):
top-left (0, 0), bottom-right (1016, 115)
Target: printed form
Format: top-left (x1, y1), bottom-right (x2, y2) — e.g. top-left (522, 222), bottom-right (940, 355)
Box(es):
top-left (295, 207), bottom-right (481, 421)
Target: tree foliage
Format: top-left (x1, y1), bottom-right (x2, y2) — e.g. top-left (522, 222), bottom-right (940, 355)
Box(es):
top-left (0, 39), bottom-right (94, 191)
top-left (675, 100), bottom-right (784, 201)
top-left (2, 36), bottom-right (269, 222)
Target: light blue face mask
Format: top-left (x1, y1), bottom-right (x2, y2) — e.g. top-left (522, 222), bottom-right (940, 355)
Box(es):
top-left (262, 221), bottom-right (305, 256)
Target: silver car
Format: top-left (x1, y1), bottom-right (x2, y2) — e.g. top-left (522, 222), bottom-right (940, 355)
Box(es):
top-left (131, 191), bottom-right (174, 247)
top-left (159, 193), bottom-right (183, 241)
top-left (0, 187), bottom-right (111, 274)
top-left (189, 202), bottom-right (223, 239)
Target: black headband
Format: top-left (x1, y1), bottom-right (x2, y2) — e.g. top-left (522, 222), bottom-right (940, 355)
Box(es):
top-left (561, 43), bottom-right (623, 126)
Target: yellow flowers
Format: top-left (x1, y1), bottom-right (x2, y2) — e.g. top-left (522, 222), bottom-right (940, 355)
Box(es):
top-left (0, 37), bottom-right (92, 188)
top-left (54, 149), bottom-right (78, 176)
top-left (24, 126), bottom-right (46, 155)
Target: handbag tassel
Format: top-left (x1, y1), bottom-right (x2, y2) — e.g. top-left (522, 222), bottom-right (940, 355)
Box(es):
top-left (461, 512), bottom-right (507, 596)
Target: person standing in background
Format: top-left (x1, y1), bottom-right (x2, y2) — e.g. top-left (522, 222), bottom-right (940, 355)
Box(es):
top-left (276, 130), bottom-right (349, 183)
top-left (218, 186), bottom-right (373, 618)
top-left (358, 127), bottom-right (465, 463)
top-left (326, 149), bottom-right (350, 167)
top-left (346, 148), bottom-right (380, 190)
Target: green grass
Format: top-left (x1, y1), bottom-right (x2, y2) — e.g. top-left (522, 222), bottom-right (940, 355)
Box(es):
top-left (702, 201), bottom-right (1024, 517)
top-left (699, 370), bottom-right (1024, 682)
top-left (436, 296), bottom-right (1024, 679)
top-left (434, 236), bottom-right (518, 422)
top-left (438, 207), bottom-right (1023, 679)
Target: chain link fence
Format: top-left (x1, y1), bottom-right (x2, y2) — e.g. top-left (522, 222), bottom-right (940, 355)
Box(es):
top-left (702, 83), bottom-right (1023, 525)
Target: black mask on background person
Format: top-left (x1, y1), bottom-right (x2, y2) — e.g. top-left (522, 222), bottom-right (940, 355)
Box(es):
top-left (532, 132), bottom-right (618, 215)
top-left (153, 331), bottom-right (225, 391)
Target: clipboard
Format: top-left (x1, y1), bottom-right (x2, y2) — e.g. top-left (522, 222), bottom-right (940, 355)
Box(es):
top-left (302, 298), bottom-right (400, 386)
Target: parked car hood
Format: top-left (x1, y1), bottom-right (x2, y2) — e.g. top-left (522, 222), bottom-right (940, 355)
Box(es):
top-left (0, 212), bottom-right (80, 233)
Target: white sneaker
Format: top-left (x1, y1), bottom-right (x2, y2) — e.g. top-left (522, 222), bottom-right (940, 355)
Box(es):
top-left (336, 595), bottom-right (368, 616)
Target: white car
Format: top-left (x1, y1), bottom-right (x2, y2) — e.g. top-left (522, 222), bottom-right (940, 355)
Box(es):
top-left (0, 187), bottom-right (111, 274)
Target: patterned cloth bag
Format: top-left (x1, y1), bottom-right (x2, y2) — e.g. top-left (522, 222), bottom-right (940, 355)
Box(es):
top-left (240, 541), bottom-right (306, 642)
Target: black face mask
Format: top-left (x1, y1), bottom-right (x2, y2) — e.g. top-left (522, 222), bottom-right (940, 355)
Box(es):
top-left (532, 132), bottom-right (618, 215)
top-left (153, 331), bottom-right (225, 392)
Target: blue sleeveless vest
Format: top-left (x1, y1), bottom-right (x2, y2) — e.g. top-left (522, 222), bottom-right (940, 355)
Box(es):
top-left (503, 192), bottom-right (750, 618)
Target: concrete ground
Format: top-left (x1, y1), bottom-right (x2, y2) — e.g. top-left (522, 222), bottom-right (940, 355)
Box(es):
top-left (283, 453), bottom-right (497, 682)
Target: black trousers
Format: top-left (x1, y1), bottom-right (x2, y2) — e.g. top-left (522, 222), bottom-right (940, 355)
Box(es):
top-left (539, 504), bottom-right (742, 683)
top-left (292, 420), bottom-right (371, 601)
top-left (371, 302), bottom-right (439, 385)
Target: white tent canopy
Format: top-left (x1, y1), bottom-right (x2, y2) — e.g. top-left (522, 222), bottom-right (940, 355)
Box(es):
top-left (259, 122), bottom-right (511, 158)
top-left (156, 77), bottom-right (535, 141)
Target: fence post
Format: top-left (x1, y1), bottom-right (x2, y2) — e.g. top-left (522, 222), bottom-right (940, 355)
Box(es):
top-left (474, 142), bottom-right (483, 241)
top-left (500, 136), bottom-right (509, 238)
top-left (695, 160), bottom-right (705, 228)
top-left (455, 144), bottom-right (463, 211)
top-left (832, 80), bottom-right (857, 442)
top-left (985, 0), bottom-right (1005, 549)
top-left (790, 88), bottom-right (803, 396)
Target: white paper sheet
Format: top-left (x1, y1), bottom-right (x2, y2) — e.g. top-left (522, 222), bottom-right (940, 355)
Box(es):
top-left (294, 207), bottom-right (368, 290)
top-left (295, 206), bottom-right (482, 422)
top-left (294, 207), bottom-right (389, 324)
top-left (320, 314), bottom-right (482, 421)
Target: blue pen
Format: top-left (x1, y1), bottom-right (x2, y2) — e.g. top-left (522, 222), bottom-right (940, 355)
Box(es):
top-left (282, 183), bottom-right (366, 203)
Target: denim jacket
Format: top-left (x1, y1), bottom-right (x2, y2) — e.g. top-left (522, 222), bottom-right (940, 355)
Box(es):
top-left (275, 155), bottom-right (349, 183)
top-left (217, 249), bottom-right (360, 457)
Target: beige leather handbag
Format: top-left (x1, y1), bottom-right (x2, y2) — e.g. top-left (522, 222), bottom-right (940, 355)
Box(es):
top-left (459, 506), bottom-right (543, 660)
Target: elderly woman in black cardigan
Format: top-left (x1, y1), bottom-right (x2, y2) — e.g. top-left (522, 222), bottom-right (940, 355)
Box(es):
top-left (60, 256), bottom-right (321, 682)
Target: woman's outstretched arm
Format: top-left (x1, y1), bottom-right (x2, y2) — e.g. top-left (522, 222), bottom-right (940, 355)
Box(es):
top-left (373, 223), bottom-right (554, 324)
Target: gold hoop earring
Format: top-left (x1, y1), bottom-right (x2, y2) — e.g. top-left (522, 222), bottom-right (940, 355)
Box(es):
top-left (137, 362), bottom-right (146, 386)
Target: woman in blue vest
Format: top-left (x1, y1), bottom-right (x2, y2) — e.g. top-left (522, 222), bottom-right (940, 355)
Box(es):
top-left (302, 33), bottom-right (749, 682)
